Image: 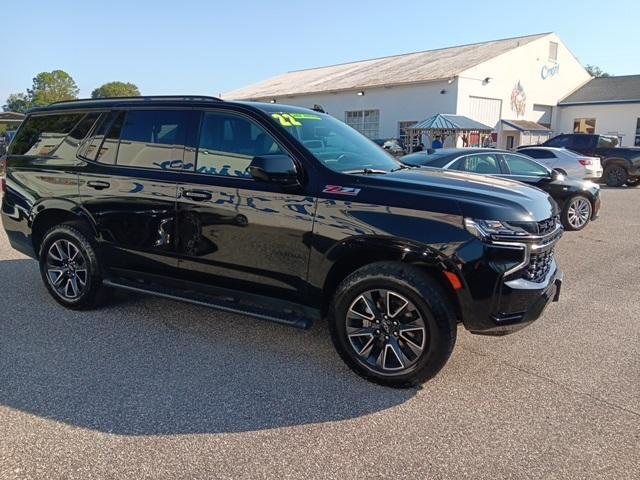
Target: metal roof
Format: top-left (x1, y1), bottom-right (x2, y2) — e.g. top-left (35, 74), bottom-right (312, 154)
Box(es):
top-left (224, 33), bottom-right (550, 100)
top-left (0, 112), bottom-right (25, 124)
top-left (501, 119), bottom-right (551, 132)
top-left (409, 114), bottom-right (492, 131)
top-left (559, 75), bottom-right (640, 105)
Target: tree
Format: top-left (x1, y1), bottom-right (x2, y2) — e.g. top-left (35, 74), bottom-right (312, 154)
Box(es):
top-left (585, 65), bottom-right (611, 78)
top-left (28, 70), bottom-right (80, 106)
top-left (3, 93), bottom-right (32, 113)
top-left (91, 81), bottom-right (141, 98)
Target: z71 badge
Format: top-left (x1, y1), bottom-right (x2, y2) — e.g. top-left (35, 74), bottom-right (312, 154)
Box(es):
top-left (322, 185), bottom-right (361, 196)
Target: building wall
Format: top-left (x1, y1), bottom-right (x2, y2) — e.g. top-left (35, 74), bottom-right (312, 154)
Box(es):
top-left (457, 33), bottom-right (591, 147)
top-left (240, 81), bottom-right (458, 140)
top-left (556, 103), bottom-right (640, 147)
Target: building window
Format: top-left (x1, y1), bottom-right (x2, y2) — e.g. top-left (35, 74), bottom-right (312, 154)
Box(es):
top-left (398, 121), bottom-right (417, 147)
top-left (573, 118), bottom-right (596, 134)
top-left (345, 110), bottom-right (379, 138)
top-left (549, 41), bottom-right (558, 62)
top-left (635, 118), bottom-right (640, 147)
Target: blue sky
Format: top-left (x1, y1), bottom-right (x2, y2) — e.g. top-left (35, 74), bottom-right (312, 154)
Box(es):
top-left (2, 0), bottom-right (639, 102)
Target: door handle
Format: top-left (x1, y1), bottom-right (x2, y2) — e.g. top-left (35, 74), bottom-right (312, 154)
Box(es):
top-left (181, 189), bottom-right (212, 201)
top-left (87, 180), bottom-right (111, 190)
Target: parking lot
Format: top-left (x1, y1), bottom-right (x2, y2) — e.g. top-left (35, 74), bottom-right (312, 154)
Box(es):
top-left (0, 187), bottom-right (638, 479)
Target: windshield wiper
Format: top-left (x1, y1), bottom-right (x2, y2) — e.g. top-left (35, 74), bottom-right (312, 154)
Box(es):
top-left (342, 168), bottom-right (389, 175)
top-left (390, 164), bottom-right (412, 172)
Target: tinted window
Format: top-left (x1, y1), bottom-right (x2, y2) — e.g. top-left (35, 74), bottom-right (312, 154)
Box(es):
top-left (117, 110), bottom-right (190, 170)
top-left (572, 135), bottom-right (595, 149)
top-left (197, 111), bottom-right (283, 177)
top-left (451, 154), bottom-right (501, 174)
top-left (503, 154), bottom-right (549, 176)
top-left (97, 112), bottom-right (125, 164)
top-left (9, 113), bottom-right (84, 155)
top-left (545, 135), bottom-right (570, 148)
top-left (597, 136), bottom-right (619, 148)
top-left (52, 112), bottom-right (102, 160)
top-left (521, 148), bottom-right (556, 159)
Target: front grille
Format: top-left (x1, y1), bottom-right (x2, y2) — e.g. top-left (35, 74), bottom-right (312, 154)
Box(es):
top-left (509, 215), bottom-right (560, 235)
top-left (524, 249), bottom-right (554, 282)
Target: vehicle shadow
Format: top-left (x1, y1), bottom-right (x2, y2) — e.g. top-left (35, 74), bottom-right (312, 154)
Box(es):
top-left (0, 258), bottom-right (416, 436)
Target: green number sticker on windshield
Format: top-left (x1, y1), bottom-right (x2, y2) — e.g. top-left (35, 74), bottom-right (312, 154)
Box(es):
top-left (272, 113), bottom-right (302, 127)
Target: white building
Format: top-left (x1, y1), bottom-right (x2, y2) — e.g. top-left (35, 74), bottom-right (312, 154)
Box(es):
top-left (224, 33), bottom-right (591, 149)
top-left (556, 75), bottom-right (640, 147)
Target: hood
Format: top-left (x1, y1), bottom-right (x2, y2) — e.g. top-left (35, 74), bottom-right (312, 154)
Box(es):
top-left (366, 167), bottom-right (558, 222)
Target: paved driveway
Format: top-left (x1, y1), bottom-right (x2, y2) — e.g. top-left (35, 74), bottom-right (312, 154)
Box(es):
top-left (0, 188), bottom-right (638, 479)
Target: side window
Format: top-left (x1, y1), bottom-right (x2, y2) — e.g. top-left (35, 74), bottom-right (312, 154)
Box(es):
top-left (545, 135), bottom-right (570, 148)
top-left (97, 112), bottom-right (125, 164)
top-left (196, 111), bottom-right (283, 177)
top-left (572, 135), bottom-right (595, 150)
top-left (597, 136), bottom-right (619, 148)
top-left (451, 154), bottom-right (500, 174)
top-left (43, 112), bottom-right (101, 161)
top-left (80, 111), bottom-right (119, 162)
top-left (117, 110), bottom-right (191, 170)
top-left (522, 149), bottom-right (555, 159)
top-left (9, 113), bottom-right (85, 156)
top-left (503, 154), bottom-right (549, 176)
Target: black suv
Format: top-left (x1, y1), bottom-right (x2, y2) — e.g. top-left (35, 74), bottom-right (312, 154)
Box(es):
top-left (1, 96), bottom-right (563, 387)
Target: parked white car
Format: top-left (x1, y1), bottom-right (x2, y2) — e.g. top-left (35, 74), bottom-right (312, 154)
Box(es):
top-left (518, 147), bottom-right (602, 180)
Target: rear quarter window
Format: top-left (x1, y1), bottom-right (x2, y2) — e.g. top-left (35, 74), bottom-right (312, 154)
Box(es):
top-left (9, 113), bottom-right (86, 156)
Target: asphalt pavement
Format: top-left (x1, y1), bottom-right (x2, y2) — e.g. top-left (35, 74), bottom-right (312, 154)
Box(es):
top-left (0, 187), bottom-right (638, 479)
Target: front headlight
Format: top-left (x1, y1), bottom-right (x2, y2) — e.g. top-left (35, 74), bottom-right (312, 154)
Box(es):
top-left (464, 218), bottom-right (529, 241)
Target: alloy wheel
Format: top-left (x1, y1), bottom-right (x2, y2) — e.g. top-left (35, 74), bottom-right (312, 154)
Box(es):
top-left (346, 289), bottom-right (427, 373)
top-left (567, 198), bottom-right (591, 229)
top-left (45, 239), bottom-right (88, 299)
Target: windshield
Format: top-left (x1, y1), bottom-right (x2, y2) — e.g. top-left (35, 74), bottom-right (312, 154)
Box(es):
top-left (402, 152), bottom-right (452, 167)
top-left (268, 110), bottom-right (401, 173)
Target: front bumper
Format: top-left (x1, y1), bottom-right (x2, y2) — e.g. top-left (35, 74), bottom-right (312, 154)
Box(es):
top-left (453, 223), bottom-right (563, 336)
top-left (467, 265), bottom-right (562, 335)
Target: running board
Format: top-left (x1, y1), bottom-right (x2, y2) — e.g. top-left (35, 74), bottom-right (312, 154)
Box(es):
top-left (103, 277), bottom-right (317, 329)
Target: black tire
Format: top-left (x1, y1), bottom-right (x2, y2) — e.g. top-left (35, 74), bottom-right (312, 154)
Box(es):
top-left (560, 195), bottom-right (592, 231)
top-left (553, 168), bottom-right (567, 176)
top-left (328, 261), bottom-right (457, 388)
top-left (39, 223), bottom-right (104, 310)
top-left (625, 177), bottom-right (640, 187)
top-left (603, 165), bottom-right (628, 187)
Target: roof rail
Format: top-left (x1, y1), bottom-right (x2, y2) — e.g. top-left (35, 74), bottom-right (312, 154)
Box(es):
top-left (50, 95), bottom-right (224, 106)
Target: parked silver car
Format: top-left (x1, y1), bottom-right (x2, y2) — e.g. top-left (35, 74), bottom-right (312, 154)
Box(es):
top-left (518, 146), bottom-right (602, 180)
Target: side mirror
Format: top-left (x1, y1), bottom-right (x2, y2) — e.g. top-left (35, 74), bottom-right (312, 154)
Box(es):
top-left (248, 154), bottom-right (299, 185)
top-left (551, 169), bottom-right (564, 181)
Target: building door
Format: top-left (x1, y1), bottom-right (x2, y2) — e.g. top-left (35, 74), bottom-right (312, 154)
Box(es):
top-left (468, 96), bottom-right (502, 129)
top-left (506, 135), bottom-right (515, 150)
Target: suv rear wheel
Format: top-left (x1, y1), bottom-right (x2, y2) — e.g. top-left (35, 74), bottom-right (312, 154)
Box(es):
top-left (603, 165), bottom-right (628, 187)
top-left (329, 262), bottom-right (456, 387)
top-left (39, 223), bottom-right (104, 310)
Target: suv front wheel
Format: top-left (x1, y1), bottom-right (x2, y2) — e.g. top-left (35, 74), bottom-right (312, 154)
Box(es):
top-left (39, 223), bottom-right (104, 310)
top-left (329, 262), bottom-right (457, 387)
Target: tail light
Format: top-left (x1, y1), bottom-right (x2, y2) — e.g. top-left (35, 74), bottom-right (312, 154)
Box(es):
top-left (578, 159), bottom-right (593, 166)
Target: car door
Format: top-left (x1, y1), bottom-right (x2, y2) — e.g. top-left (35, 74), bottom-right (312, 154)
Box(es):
top-left (174, 108), bottom-right (315, 301)
top-left (78, 108), bottom-right (197, 277)
top-left (448, 152), bottom-right (502, 175)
